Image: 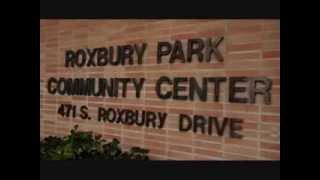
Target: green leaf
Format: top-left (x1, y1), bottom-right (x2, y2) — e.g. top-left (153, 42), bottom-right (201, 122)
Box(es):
top-left (40, 124), bottom-right (150, 160)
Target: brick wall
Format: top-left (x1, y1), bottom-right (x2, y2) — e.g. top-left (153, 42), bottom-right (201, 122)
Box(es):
top-left (40, 19), bottom-right (280, 160)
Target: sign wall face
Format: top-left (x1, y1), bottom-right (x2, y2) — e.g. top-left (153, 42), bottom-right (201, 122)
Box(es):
top-left (40, 20), bottom-right (280, 160)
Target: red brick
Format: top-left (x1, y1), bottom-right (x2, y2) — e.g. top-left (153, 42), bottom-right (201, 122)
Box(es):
top-left (41, 20), bottom-right (280, 160)
top-left (194, 148), bottom-right (222, 157)
top-left (168, 150), bottom-right (193, 160)
top-left (168, 144), bottom-right (192, 153)
top-left (260, 150), bottom-right (280, 160)
top-left (261, 115), bottom-right (280, 123)
top-left (227, 42), bottom-right (262, 52)
top-left (261, 142), bottom-right (280, 151)
top-left (263, 50), bottom-right (280, 59)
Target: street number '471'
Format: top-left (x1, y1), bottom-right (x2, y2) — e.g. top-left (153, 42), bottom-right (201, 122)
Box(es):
top-left (57, 104), bottom-right (89, 119)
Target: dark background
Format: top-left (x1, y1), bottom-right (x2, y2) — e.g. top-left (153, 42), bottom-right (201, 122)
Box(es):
top-left (5, 0), bottom-right (292, 180)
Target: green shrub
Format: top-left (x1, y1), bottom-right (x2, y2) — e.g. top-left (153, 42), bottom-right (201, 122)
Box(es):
top-left (40, 125), bottom-right (149, 160)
